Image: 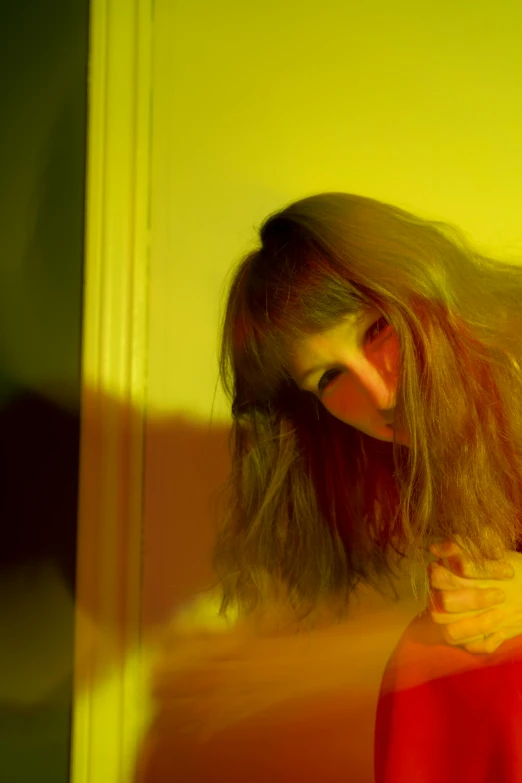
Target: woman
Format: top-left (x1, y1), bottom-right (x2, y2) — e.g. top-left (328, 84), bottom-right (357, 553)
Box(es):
top-left (139, 193), bottom-right (522, 782)
top-left (214, 191), bottom-right (522, 626)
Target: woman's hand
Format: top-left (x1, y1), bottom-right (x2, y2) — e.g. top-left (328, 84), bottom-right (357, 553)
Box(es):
top-left (428, 538), bottom-right (522, 655)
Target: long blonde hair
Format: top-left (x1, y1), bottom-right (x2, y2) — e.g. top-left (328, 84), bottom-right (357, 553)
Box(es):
top-left (212, 192), bottom-right (522, 625)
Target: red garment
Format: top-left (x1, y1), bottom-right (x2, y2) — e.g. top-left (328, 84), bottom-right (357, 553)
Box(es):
top-left (374, 609), bottom-right (522, 783)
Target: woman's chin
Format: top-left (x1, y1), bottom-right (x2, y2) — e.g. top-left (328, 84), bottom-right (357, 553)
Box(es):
top-left (375, 423), bottom-right (410, 446)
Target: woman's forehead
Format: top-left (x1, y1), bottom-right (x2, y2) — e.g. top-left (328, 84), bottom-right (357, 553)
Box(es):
top-left (289, 305), bottom-right (379, 350)
top-left (286, 306), bottom-right (380, 381)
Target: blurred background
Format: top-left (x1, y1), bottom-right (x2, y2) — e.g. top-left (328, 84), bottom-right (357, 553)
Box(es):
top-left (2, 0), bottom-right (522, 781)
top-left (0, 0), bottom-right (88, 781)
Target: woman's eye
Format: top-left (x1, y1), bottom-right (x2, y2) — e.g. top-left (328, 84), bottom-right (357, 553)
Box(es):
top-left (317, 368), bottom-right (341, 393)
top-left (316, 317), bottom-right (391, 393)
top-left (367, 316), bottom-right (390, 342)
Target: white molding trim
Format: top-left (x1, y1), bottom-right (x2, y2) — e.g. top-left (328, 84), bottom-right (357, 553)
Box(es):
top-left (71, 1), bottom-right (153, 782)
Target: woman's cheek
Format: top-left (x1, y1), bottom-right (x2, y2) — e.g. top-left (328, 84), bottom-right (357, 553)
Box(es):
top-left (322, 382), bottom-right (366, 426)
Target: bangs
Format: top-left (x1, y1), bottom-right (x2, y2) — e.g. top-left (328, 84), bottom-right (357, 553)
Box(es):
top-left (233, 218), bottom-right (369, 401)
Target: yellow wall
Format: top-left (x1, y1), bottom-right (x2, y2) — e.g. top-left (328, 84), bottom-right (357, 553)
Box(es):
top-left (148, 0), bottom-right (522, 423)
top-left (135, 2), bottom-right (522, 780)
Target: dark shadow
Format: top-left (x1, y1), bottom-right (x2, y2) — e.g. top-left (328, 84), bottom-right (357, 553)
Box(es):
top-left (0, 0), bottom-right (89, 780)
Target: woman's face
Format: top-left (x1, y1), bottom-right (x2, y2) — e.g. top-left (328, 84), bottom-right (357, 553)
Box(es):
top-left (289, 306), bottom-right (409, 445)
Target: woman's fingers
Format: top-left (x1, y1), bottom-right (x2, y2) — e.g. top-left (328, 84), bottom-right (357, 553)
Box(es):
top-left (446, 554), bottom-right (514, 580)
top-left (462, 632), bottom-right (506, 655)
top-left (428, 560), bottom-right (511, 592)
top-left (429, 542), bottom-right (514, 580)
top-left (436, 606), bottom-right (505, 644)
top-left (430, 604), bottom-right (504, 628)
top-left (429, 586), bottom-right (505, 616)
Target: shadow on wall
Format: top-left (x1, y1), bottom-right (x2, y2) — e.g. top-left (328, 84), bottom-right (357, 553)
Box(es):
top-left (80, 388), bottom-right (393, 783)
top-left (71, 386), bottom-right (233, 637)
top-left (142, 409), bottom-right (231, 625)
top-left (11, 384), bottom-right (407, 783)
top-left (0, 385), bottom-right (232, 654)
top-left (0, 383), bottom-right (235, 778)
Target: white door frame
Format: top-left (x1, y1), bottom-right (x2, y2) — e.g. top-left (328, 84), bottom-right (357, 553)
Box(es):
top-left (71, 1), bottom-right (153, 782)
